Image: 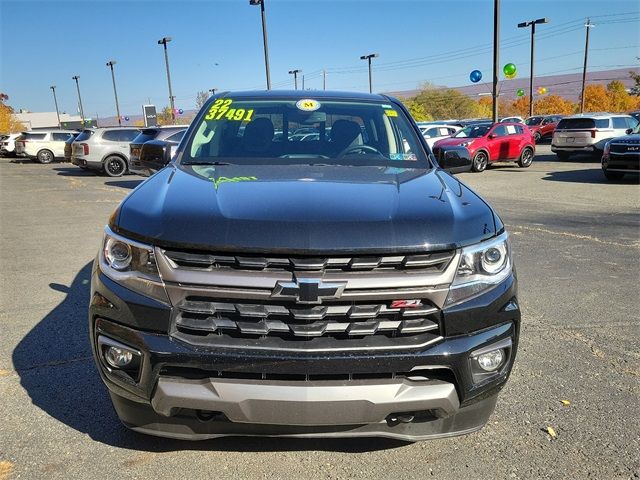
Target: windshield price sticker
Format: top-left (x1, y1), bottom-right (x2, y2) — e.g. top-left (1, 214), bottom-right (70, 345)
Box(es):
top-left (389, 153), bottom-right (417, 161)
top-left (205, 99), bottom-right (254, 121)
top-left (296, 99), bottom-right (321, 111)
top-left (384, 109), bottom-right (398, 117)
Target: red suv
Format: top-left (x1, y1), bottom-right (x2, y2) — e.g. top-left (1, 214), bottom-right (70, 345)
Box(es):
top-left (433, 122), bottom-right (535, 172)
top-left (525, 115), bottom-right (563, 143)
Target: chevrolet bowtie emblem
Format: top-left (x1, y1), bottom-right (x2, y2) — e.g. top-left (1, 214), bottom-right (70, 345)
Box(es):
top-left (272, 278), bottom-right (347, 304)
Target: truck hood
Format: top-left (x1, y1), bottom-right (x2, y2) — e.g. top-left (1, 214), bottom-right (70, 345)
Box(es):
top-left (112, 164), bottom-right (498, 254)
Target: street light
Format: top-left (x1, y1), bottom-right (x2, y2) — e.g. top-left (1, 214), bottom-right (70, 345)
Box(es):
top-left (288, 69), bottom-right (302, 90)
top-left (518, 17), bottom-right (549, 117)
top-left (71, 75), bottom-right (85, 124)
top-left (249, 0), bottom-right (271, 90)
top-left (106, 60), bottom-right (122, 126)
top-left (157, 36), bottom-right (175, 122)
top-left (49, 86), bottom-right (61, 128)
top-left (360, 53), bottom-right (379, 93)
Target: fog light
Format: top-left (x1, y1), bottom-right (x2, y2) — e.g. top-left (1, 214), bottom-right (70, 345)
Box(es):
top-left (105, 346), bottom-right (134, 368)
top-left (477, 349), bottom-right (504, 372)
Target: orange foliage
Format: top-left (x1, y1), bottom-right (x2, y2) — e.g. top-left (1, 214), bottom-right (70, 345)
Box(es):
top-left (533, 95), bottom-right (576, 115)
top-left (582, 84), bottom-right (611, 112)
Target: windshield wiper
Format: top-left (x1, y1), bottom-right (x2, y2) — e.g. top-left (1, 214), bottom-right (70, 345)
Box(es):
top-left (182, 161), bottom-right (234, 166)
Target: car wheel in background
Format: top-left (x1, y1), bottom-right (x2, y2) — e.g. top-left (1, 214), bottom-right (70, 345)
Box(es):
top-left (517, 147), bottom-right (534, 168)
top-left (36, 149), bottom-right (54, 164)
top-left (556, 152), bottom-right (570, 161)
top-left (533, 132), bottom-right (541, 143)
top-left (472, 151), bottom-right (488, 172)
top-left (104, 156), bottom-right (127, 177)
top-left (603, 170), bottom-right (624, 181)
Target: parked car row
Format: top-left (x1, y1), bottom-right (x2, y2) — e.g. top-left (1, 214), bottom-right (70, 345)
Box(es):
top-left (0, 125), bottom-right (188, 177)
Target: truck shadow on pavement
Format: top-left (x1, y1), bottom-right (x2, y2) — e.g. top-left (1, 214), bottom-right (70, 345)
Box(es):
top-left (12, 262), bottom-right (406, 453)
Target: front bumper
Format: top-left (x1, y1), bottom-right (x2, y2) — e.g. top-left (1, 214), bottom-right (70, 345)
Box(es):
top-left (90, 263), bottom-right (520, 440)
top-left (602, 153), bottom-right (640, 173)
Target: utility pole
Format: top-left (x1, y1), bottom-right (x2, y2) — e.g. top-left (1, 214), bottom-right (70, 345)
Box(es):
top-left (518, 17), bottom-right (549, 117)
top-left (360, 53), bottom-right (379, 93)
top-left (322, 69), bottom-right (326, 90)
top-left (492, 0), bottom-right (500, 123)
top-left (288, 69), bottom-right (301, 90)
top-left (49, 86), bottom-right (61, 128)
top-left (157, 37), bottom-right (176, 122)
top-left (249, 0), bottom-right (271, 90)
top-left (71, 75), bottom-right (85, 124)
top-left (580, 19), bottom-right (594, 113)
top-left (302, 75), bottom-right (305, 90)
top-left (106, 60), bottom-right (122, 126)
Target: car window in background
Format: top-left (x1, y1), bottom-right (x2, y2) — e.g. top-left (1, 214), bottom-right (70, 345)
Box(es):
top-left (52, 132), bottom-right (72, 141)
top-left (424, 127), bottom-right (439, 138)
top-left (133, 129), bottom-right (160, 144)
top-left (75, 130), bottom-right (94, 142)
top-left (454, 124), bottom-right (491, 138)
top-left (492, 125), bottom-right (508, 137)
top-left (166, 131), bottom-right (186, 142)
top-left (612, 117), bottom-right (628, 129)
top-left (23, 133), bottom-right (47, 140)
top-left (103, 129), bottom-right (140, 142)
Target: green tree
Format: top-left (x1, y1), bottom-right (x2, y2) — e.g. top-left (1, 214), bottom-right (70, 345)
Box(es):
top-left (412, 85), bottom-right (478, 120)
top-left (629, 70), bottom-right (640, 96)
top-left (402, 99), bottom-right (432, 122)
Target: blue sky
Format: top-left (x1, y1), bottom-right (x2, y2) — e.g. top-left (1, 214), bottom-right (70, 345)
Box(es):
top-left (1, 0), bottom-right (638, 119)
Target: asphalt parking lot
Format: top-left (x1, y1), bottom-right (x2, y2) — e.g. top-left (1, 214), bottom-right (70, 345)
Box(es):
top-left (0, 144), bottom-right (638, 480)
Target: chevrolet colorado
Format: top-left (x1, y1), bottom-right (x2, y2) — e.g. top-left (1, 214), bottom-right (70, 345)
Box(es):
top-left (90, 91), bottom-right (520, 441)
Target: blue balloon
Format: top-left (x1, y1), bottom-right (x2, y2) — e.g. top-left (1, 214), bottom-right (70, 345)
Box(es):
top-left (470, 70), bottom-right (483, 83)
top-left (178, 109), bottom-right (184, 115)
top-left (124, 116), bottom-right (130, 121)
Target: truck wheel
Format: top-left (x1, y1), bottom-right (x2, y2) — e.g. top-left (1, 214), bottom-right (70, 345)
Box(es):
top-left (37, 149), bottom-right (54, 164)
top-left (104, 156), bottom-right (127, 177)
top-left (556, 152), bottom-right (570, 161)
top-left (472, 151), bottom-right (488, 172)
top-left (603, 169), bottom-right (624, 181)
top-left (517, 147), bottom-right (534, 168)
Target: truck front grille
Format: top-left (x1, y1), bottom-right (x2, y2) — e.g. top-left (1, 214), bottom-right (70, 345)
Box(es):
top-left (158, 248), bottom-right (458, 352)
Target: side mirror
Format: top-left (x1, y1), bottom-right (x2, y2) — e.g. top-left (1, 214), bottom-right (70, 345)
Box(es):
top-left (138, 140), bottom-right (172, 177)
top-left (626, 128), bottom-right (633, 135)
top-left (437, 146), bottom-right (472, 174)
top-left (488, 133), bottom-right (496, 139)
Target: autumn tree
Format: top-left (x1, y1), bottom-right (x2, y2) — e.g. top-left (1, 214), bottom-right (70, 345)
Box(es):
top-left (157, 106), bottom-right (174, 125)
top-left (509, 96), bottom-right (530, 117)
top-left (629, 70), bottom-right (640, 96)
top-left (0, 96), bottom-right (26, 133)
top-left (582, 84), bottom-right (611, 112)
top-left (533, 94), bottom-right (576, 115)
top-left (472, 96), bottom-right (493, 118)
top-left (606, 80), bottom-right (635, 112)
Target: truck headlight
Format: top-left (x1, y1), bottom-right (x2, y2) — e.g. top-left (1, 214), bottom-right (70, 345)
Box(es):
top-left (445, 232), bottom-right (512, 306)
top-left (99, 227), bottom-right (169, 304)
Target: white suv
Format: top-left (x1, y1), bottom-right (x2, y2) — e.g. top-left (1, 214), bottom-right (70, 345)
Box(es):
top-left (419, 124), bottom-right (461, 149)
top-left (15, 130), bottom-right (78, 163)
top-left (551, 114), bottom-right (638, 160)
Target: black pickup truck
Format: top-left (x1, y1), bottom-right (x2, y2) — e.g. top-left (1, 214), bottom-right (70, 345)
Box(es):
top-left (90, 91), bottom-right (520, 441)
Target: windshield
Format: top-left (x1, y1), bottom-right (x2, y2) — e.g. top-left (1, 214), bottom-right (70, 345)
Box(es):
top-left (181, 97), bottom-right (429, 168)
top-left (454, 124), bottom-right (491, 138)
top-left (525, 117), bottom-right (543, 126)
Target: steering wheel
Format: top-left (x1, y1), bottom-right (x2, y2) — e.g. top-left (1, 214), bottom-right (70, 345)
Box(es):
top-left (338, 144), bottom-right (384, 158)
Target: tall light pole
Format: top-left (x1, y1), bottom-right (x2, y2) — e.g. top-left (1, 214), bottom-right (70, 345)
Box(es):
top-left (288, 69), bottom-right (302, 90)
top-left (71, 75), bottom-right (85, 124)
top-left (518, 17), bottom-right (549, 117)
top-left (249, 0), bottom-right (271, 90)
top-left (580, 19), bottom-right (594, 113)
top-left (49, 85), bottom-right (61, 128)
top-left (157, 36), bottom-right (175, 122)
top-left (492, 0), bottom-right (500, 123)
top-left (360, 53), bottom-right (379, 93)
top-left (322, 69), bottom-right (327, 90)
top-left (106, 60), bottom-right (122, 126)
